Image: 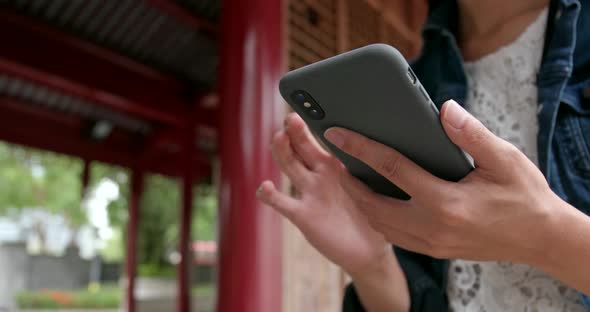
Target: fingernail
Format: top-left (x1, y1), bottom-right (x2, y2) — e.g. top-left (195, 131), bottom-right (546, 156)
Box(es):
top-left (443, 100), bottom-right (468, 129)
top-left (324, 128), bottom-right (345, 148)
top-left (256, 183), bottom-right (264, 197)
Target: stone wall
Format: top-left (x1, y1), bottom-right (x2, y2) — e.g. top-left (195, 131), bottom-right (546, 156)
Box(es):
top-left (0, 243), bottom-right (90, 310)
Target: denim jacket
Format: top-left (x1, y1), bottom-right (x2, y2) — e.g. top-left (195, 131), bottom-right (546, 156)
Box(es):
top-left (343, 0), bottom-right (590, 310)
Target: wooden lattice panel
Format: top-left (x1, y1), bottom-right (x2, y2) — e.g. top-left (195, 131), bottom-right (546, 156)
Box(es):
top-left (283, 2), bottom-right (428, 312)
top-left (381, 20), bottom-right (413, 57)
top-left (288, 0), bottom-right (339, 70)
top-left (346, 0), bottom-right (380, 50)
top-left (380, 1), bottom-right (428, 58)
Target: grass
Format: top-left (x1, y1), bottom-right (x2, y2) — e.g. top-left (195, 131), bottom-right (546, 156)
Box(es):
top-left (137, 263), bottom-right (176, 278)
top-left (16, 285), bottom-right (121, 309)
top-left (192, 283), bottom-right (215, 297)
top-left (16, 283), bottom-right (215, 309)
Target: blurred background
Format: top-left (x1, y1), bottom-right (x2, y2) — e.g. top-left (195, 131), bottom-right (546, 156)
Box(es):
top-left (0, 0), bottom-right (427, 311)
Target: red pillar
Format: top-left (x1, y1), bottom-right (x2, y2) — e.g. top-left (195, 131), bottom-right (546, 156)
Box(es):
top-left (177, 122), bottom-right (195, 312)
top-left (126, 169), bottom-right (143, 312)
top-left (81, 159), bottom-right (91, 195)
top-left (217, 0), bottom-right (284, 311)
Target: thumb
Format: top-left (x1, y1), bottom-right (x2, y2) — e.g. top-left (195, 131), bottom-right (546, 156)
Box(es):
top-left (440, 100), bottom-right (509, 169)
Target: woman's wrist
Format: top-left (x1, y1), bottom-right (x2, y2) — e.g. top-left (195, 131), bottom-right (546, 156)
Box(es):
top-left (348, 246), bottom-right (398, 282)
top-left (526, 193), bottom-right (590, 295)
top-left (520, 191), bottom-right (567, 268)
top-left (349, 250), bottom-right (410, 312)
top-left (545, 206), bottom-right (590, 270)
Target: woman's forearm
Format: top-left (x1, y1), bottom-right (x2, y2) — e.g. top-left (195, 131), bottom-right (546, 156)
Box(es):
top-left (533, 194), bottom-right (590, 296)
top-left (350, 251), bottom-right (410, 312)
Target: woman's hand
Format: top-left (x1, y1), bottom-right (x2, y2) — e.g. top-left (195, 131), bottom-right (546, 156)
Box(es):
top-left (323, 99), bottom-right (571, 266)
top-left (258, 114), bottom-right (411, 311)
top-left (256, 113), bottom-right (392, 276)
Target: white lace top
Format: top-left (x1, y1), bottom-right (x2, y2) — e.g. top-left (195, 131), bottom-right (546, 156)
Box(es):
top-left (447, 8), bottom-right (586, 312)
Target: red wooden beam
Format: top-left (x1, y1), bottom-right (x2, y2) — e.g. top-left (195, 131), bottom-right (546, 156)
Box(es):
top-left (0, 10), bottom-right (191, 124)
top-left (142, 147), bottom-right (211, 179)
top-left (0, 8), bottom-right (176, 89)
top-left (145, 126), bottom-right (216, 154)
top-left (0, 95), bottom-right (82, 128)
top-left (0, 9), bottom-right (183, 90)
top-left (0, 58), bottom-right (185, 126)
top-left (145, 0), bottom-right (217, 35)
top-left (0, 96), bottom-right (211, 178)
top-left (0, 98), bottom-right (134, 164)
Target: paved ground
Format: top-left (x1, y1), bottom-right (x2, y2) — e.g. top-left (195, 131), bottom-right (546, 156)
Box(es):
top-left (15, 278), bottom-right (215, 312)
top-left (137, 295), bottom-right (213, 312)
top-left (135, 278), bottom-right (214, 312)
top-left (18, 310), bottom-right (119, 312)
top-left (17, 296), bottom-right (213, 312)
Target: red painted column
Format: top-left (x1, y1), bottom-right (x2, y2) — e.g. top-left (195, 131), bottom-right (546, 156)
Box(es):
top-left (81, 159), bottom-right (91, 195)
top-left (177, 122), bottom-right (195, 312)
top-left (217, 0), bottom-right (284, 310)
top-left (126, 169), bottom-right (144, 312)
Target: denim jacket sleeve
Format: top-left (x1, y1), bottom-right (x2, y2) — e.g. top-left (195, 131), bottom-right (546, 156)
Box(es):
top-left (582, 295), bottom-right (590, 310)
top-left (342, 247), bottom-right (448, 312)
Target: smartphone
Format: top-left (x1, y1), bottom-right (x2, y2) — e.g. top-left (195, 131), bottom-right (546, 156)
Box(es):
top-left (278, 44), bottom-right (473, 199)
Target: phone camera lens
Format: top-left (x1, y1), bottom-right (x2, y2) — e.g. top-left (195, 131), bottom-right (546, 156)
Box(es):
top-left (294, 92), bottom-right (306, 104)
top-left (290, 90), bottom-right (325, 120)
top-left (308, 108), bottom-right (324, 119)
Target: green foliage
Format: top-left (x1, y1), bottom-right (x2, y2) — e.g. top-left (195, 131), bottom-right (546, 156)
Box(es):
top-left (192, 283), bottom-right (215, 296)
top-left (0, 142), bottom-right (84, 226)
top-left (100, 227), bottom-right (124, 263)
top-left (137, 263), bottom-right (176, 278)
top-left (136, 175), bottom-right (218, 274)
top-left (0, 142), bottom-right (37, 211)
top-left (16, 287), bottom-right (121, 309)
top-left (0, 141), bottom-right (219, 272)
top-left (193, 185), bottom-right (217, 241)
top-left (138, 174), bottom-right (181, 269)
top-left (15, 284), bottom-right (214, 309)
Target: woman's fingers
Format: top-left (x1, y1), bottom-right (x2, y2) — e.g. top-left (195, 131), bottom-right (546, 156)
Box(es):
top-left (271, 130), bottom-right (312, 189)
top-left (257, 180), bottom-right (299, 220)
top-left (339, 168), bottom-right (427, 237)
top-left (367, 219), bottom-right (434, 256)
top-left (338, 169), bottom-right (409, 212)
top-left (324, 127), bottom-right (449, 199)
top-left (284, 113), bottom-right (331, 171)
top-left (339, 169), bottom-right (384, 208)
top-left (440, 100), bottom-right (515, 171)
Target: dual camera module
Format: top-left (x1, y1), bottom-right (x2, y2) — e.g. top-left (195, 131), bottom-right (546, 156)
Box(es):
top-left (290, 90), bottom-right (325, 120)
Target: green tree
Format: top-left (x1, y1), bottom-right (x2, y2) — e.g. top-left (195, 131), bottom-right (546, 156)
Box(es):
top-left (193, 184), bottom-right (217, 241)
top-left (92, 166), bottom-right (218, 273)
top-left (136, 176), bottom-right (218, 273)
top-left (138, 174), bottom-right (181, 269)
top-left (0, 141), bottom-right (218, 275)
top-left (0, 141), bottom-right (84, 226)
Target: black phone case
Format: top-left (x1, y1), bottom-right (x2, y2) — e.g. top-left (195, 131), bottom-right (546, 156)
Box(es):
top-left (279, 44), bottom-right (473, 199)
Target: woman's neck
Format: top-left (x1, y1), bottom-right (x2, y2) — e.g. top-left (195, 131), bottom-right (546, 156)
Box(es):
top-left (457, 0), bottom-right (549, 61)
